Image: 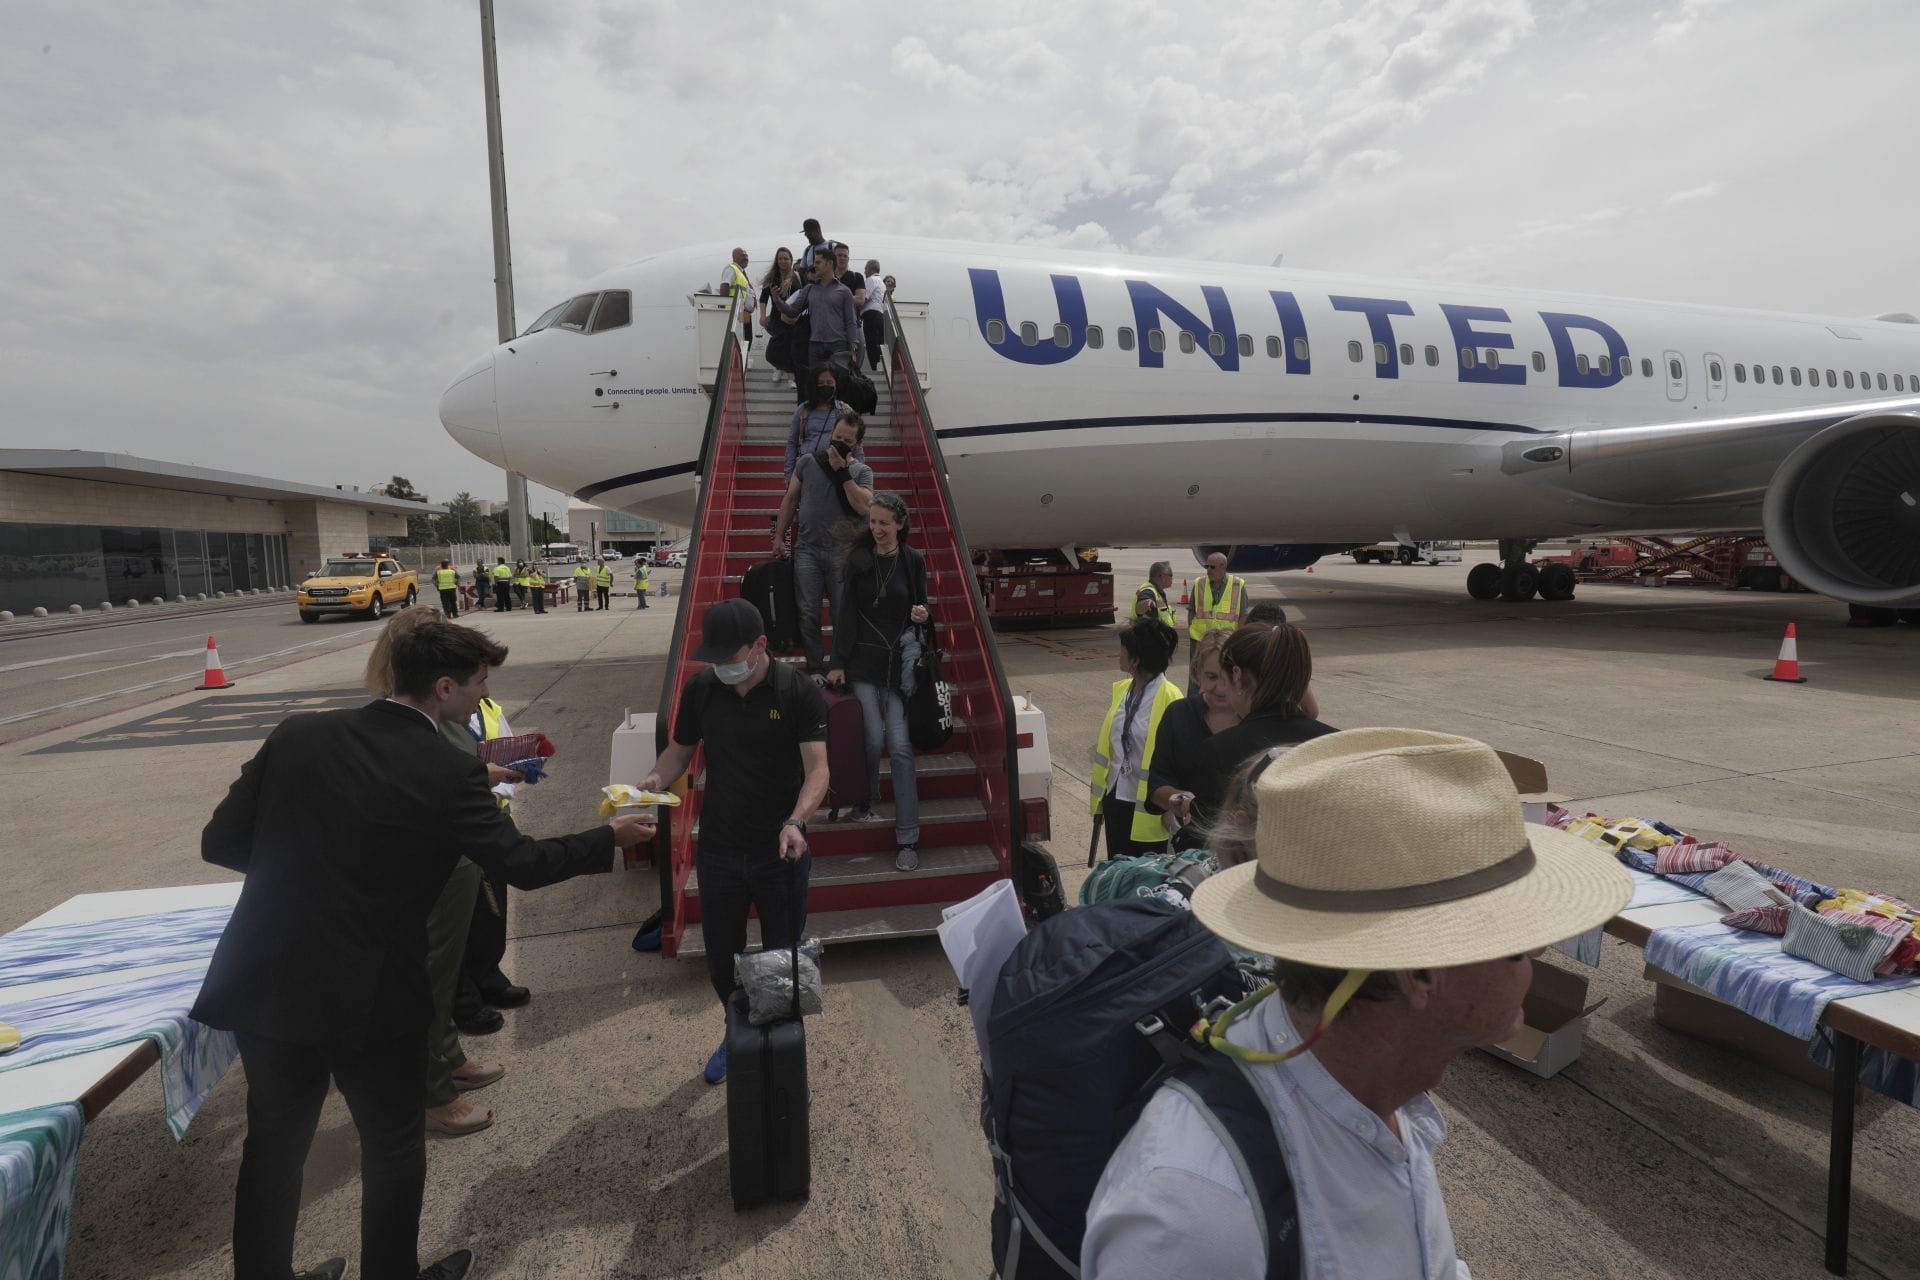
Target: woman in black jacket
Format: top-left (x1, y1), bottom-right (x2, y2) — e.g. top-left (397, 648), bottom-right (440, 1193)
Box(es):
top-left (827, 492), bottom-right (931, 871)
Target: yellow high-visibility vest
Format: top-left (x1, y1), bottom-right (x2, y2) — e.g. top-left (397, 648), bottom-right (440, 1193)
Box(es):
top-left (475, 697), bottom-right (511, 811)
top-left (726, 262), bottom-right (753, 304)
top-left (1135, 582), bottom-right (1177, 630)
top-left (434, 567), bottom-right (458, 589)
top-left (491, 564), bottom-right (512, 582)
top-left (595, 566), bottom-right (614, 588)
top-left (573, 566), bottom-right (591, 582)
top-left (1089, 675), bottom-right (1183, 844)
top-left (636, 564), bottom-right (651, 588)
top-left (1188, 574), bottom-right (1247, 642)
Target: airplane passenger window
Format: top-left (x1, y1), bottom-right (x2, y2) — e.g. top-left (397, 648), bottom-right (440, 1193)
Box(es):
top-left (1486, 349), bottom-right (1500, 369)
top-left (1898, 374), bottom-right (1908, 391)
top-left (1266, 336), bottom-right (1282, 359)
top-left (1598, 354), bottom-right (1612, 375)
top-left (1772, 365), bottom-right (1783, 383)
top-left (1825, 369), bottom-right (1836, 387)
top-left (1668, 358), bottom-right (1682, 381)
top-left (1020, 321), bottom-right (1040, 347)
top-left (1296, 336), bottom-right (1312, 363)
top-left (1239, 333), bottom-right (1254, 358)
top-left (1148, 329), bottom-right (1166, 353)
top-left (1791, 368), bottom-right (1802, 386)
top-left (1119, 327), bottom-right (1136, 351)
top-left (1708, 360), bottom-right (1722, 382)
top-left (522, 301), bottom-right (568, 335)
top-left (588, 290), bottom-right (631, 333)
top-left (1576, 354), bottom-right (1590, 375)
top-left (986, 319), bottom-right (1006, 344)
top-left (1348, 340), bottom-right (1364, 363)
top-left (1373, 342), bottom-right (1389, 365)
top-left (1621, 357), bottom-right (1633, 377)
top-left (1087, 325), bottom-right (1104, 349)
top-left (1844, 371), bottom-right (1855, 389)
top-left (554, 294), bottom-right (598, 332)
top-left (1642, 357), bottom-right (1655, 378)
top-left (1424, 344), bottom-right (1438, 366)
top-left (1734, 364), bottom-right (1746, 383)
top-left (1399, 342), bottom-right (1414, 366)
top-left (1208, 333), bottom-right (1226, 358)
top-left (1053, 323), bottom-right (1072, 348)
top-left (1878, 372), bottom-right (1887, 390)
top-left (1179, 331), bottom-right (1197, 354)
top-left (1860, 370), bottom-right (1870, 387)
top-left (1531, 351), bottom-right (1546, 373)
top-left (1460, 347), bottom-right (1477, 369)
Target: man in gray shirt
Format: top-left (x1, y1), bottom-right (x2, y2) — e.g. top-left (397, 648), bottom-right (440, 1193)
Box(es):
top-left (774, 251), bottom-right (862, 373)
top-left (773, 413), bottom-right (873, 674)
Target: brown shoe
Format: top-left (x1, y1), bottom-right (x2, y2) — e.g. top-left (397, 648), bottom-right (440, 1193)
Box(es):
top-left (451, 1060), bottom-right (505, 1092)
top-left (425, 1098), bottom-right (495, 1136)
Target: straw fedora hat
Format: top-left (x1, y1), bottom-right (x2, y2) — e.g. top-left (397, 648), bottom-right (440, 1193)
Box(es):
top-left (1190, 728), bottom-right (1632, 970)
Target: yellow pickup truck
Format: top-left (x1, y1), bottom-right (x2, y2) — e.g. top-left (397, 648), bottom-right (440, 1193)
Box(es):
top-left (297, 552), bottom-right (418, 623)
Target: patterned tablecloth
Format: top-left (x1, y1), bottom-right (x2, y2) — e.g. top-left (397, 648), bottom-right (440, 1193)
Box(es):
top-left (0, 1104), bottom-right (84, 1280)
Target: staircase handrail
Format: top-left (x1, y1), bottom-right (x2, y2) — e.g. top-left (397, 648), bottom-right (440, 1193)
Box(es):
top-left (886, 300), bottom-right (1025, 844)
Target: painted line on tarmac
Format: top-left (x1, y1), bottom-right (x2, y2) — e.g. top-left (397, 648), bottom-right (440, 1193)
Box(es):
top-left (0, 636), bottom-right (344, 724)
top-left (51, 648), bottom-right (205, 681)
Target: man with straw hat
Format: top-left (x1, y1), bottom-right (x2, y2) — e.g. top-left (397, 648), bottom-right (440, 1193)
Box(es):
top-left (1082, 728), bottom-right (1631, 1278)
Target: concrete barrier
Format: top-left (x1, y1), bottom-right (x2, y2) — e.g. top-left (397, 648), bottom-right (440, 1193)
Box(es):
top-left (68, 604), bottom-right (84, 615)
top-left (33, 607), bottom-right (48, 618)
top-left (0, 611), bottom-right (12, 622)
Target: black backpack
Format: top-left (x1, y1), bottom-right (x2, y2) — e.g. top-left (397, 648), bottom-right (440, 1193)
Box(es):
top-left (982, 898), bottom-right (1300, 1279)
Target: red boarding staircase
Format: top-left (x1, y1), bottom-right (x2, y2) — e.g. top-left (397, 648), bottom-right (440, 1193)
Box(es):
top-left (653, 313), bottom-right (1023, 958)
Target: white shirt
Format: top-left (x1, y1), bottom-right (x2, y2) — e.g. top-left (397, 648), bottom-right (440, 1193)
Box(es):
top-left (1106, 674), bottom-right (1163, 800)
top-left (863, 273), bottom-right (888, 314)
top-left (1082, 995), bottom-right (1471, 1279)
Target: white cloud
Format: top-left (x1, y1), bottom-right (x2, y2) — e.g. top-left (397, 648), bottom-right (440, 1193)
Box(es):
top-left (1665, 183), bottom-right (1724, 206)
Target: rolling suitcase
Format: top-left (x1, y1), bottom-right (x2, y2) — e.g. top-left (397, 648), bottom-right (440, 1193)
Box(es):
top-left (740, 559), bottom-right (799, 650)
top-left (820, 689), bottom-right (869, 818)
top-left (726, 863), bottom-right (811, 1210)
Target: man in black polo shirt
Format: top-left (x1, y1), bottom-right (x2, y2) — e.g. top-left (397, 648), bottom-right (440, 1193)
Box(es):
top-left (640, 598), bottom-right (829, 1084)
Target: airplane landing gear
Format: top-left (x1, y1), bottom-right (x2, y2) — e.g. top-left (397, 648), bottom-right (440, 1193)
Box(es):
top-left (1467, 538), bottom-right (1573, 603)
top-left (1466, 562), bottom-right (1502, 600)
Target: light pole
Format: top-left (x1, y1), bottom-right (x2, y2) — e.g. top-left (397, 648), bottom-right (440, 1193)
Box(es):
top-left (479, 0), bottom-right (531, 565)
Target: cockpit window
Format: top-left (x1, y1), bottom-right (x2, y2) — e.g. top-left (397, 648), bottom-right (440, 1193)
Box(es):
top-left (522, 301), bottom-right (568, 335)
top-left (589, 290), bottom-right (631, 333)
top-left (553, 294), bottom-right (598, 332)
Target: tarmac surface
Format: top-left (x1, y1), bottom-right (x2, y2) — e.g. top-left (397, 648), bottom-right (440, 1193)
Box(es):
top-left (7, 553), bottom-right (1920, 1279)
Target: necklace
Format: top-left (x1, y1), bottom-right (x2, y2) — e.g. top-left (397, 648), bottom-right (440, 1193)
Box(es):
top-left (872, 550), bottom-right (899, 606)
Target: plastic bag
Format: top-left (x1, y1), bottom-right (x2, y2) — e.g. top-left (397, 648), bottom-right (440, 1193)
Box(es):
top-left (597, 784), bottom-right (681, 818)
top-left (735, 937), bottom-right (825, 1024)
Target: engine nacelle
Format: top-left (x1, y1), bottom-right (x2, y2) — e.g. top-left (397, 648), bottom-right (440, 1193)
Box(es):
top-left (1191, 544), bottom-right (1334, 574)
top-left (1761, 412), bottom-right (1920, 606)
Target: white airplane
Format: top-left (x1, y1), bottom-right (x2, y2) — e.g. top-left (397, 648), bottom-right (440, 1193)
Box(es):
top-left (438, 234), bottom-right (1920, 608)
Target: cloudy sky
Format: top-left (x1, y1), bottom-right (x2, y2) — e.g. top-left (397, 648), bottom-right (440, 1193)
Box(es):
top-left (3, 0), bottom-right (1915, 511)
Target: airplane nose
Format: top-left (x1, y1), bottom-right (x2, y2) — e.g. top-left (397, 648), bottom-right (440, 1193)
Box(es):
top-left (438, 354), bottom-right (501, 458)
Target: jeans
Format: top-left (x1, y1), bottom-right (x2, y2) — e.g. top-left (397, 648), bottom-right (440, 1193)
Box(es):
top-left (807, 340), bottom-right (852, 375)
top-left (851, 679), bottom-right (920, 846)
top-left (695, 846), bottom-right (812, 1007)
top-left (423, 858), bottom-right (481, 1107)
top-left (232, 1027), bottom-right (426, 1280)
top-left (793, 541), bottom-right (842, 674)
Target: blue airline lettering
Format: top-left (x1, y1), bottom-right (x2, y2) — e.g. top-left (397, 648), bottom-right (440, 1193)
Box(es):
top-left (1270, 291), bottom-right (1311, 374)
top-left (1441, 303), bottom-right (1525, 385)
top-left (1540, 311), bottom-right (1628, 389)
top-left (1125, 280), bottom-right (1238, 371)
top-left (1330, 295), bottom-right (1415, 379)
top-left (968, 268), bottom-right (1087, 366)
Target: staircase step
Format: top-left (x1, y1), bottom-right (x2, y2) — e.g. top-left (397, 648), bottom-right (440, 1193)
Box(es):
top-left (685, 842), bottom-right (998, 898)
top-left (677, 900), bottom-right (950, 957)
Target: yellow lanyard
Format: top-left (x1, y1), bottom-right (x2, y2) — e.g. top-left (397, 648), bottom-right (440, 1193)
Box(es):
top-left (1193, 968), bottom-right (1372, 1064)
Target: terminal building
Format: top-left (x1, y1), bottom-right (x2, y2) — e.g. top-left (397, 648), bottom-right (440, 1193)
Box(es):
top-left (0, 449), bottom-right (444, 615)
top-left (567, 500), bottom-right (682, 556)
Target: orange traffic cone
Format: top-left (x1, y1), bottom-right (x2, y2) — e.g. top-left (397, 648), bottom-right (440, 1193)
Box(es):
top-left (198, 635), bottom-right (235, 689)
top-left (1764, 622), bottom-right (1807, 683)
top-left (1179, 577), bottom-right (1190, 606)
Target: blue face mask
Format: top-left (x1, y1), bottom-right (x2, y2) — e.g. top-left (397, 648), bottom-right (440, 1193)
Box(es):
top-left (712, 657), bottom-right (754, 685)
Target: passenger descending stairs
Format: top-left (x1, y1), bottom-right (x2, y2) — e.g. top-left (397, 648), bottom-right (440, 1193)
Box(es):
top-left (656, 329), bottom-right (1022, 959)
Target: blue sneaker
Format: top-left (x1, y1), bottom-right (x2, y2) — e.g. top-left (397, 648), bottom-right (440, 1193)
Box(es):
top-left (631, 926), bottom-right (662, 953)
top-left (703, 1041), bottom-right (728, 1085)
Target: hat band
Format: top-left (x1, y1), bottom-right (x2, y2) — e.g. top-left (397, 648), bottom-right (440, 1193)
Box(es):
top-left (1255, 843), bottom-right (1536, 913)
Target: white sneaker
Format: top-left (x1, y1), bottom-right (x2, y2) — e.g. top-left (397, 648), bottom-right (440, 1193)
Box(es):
top-left (894, 846), bottom-right (919, 872)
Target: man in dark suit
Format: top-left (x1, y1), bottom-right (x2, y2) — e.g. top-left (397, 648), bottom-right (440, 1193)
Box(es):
top-left (193, 621), bottom-right (655, 1280)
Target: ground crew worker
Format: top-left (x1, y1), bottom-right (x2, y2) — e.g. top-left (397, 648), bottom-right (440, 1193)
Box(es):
top-left (635, 558), bottom-right (651, 609)
top-left (573, 561), bottom-right (592, 611)
top-left (473, 561), bottom-right (491, 609)
top-left (1187, 552), bottom-right (1247, 646)
top-left (1134, 561), bottom-right (1178, 632)
top-left (593, 558), bottom-right (613, 610)
top-left (512, 561), bottom-right (530, 608)
top-left (492, 557), bottom-right (513, 612)
top-left (434, 561), bottom-right (460, 615)
top-left (528, 563), bottom-right (547, 614)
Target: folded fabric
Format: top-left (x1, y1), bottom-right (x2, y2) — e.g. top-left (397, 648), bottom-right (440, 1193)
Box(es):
top-left (1815, 908), bottom-right (1915, 977)
top-left (1646, 919), bottom-right (1914, 1039)
top-left (1658, 840), bottom-right (1736, 875)
top-left (504, 757), bottom-right (547, 784)
top-left (1565, 816), bottom-right (1675, 852)
top-left (1820, 889), bottom-right (1918, 924)
top-left (1783, 905), bottom-right (1904, 983)
top-left (1543, 804), bottom-right (1579, 831)
top-left (1720, 904), bottom-right (1793, 935)
top-left (1704, 861), bottom-right (1793, 912)
top-left (0, 1103), bottom-right (85, 1280)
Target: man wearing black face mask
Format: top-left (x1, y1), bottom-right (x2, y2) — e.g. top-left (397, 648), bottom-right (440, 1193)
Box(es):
top-left (639, 599), bottom-right (829, 1085)
top-left (773, 413), bottom-right (873, 675)
top-left (783, 365), bottom-right (862, 480)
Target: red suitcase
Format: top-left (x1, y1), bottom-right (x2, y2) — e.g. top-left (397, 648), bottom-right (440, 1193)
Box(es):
top-left (820, 690), bottom-right (869, 818)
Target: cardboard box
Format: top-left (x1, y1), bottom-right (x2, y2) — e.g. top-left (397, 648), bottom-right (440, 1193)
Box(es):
top-left (1484, 959), bottom-right (1607, 1078)
top-left (1645, 966), bottom-right (1847, 1093)
top-left (1494, 749), bottom-right (1570, 825)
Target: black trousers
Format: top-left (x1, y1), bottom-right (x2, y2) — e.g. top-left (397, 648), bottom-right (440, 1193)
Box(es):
top-left (457, 863), bottom-right (510, 1018)
top-left (475, 579), bottom-right (490, 606)
top-left (695, 846), bottom-right (811, 1007)
top-left (437, 588), bottom-right (459, 615)
top-left (531, 586), bottom-right (545, 614)
top-left (232, 1028), bottom-right (426, 1280)
top-left (494, 584), bottom-right (511, 612)
top-left (861, 310), bottom-right (886, 369)
top-left (1102, 796), bottom-right (1168, 860)
top-left (595, 586), bottom-right (610, 609)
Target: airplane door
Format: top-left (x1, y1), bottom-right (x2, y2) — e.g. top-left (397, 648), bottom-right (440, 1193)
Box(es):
top-left (1663, 349), bottom-right (1688, 402)
top-left (1704, 352), bottom-right (1727, 403)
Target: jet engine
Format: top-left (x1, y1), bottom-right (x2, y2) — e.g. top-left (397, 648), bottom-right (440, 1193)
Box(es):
top-left (1192, 544), bottom-right (1334, 574)
top-left (1761, 412), bottom-right (1920, 606)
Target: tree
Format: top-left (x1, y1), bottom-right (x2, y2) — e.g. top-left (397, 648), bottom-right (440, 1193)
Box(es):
top-left (382, 475), bottom-right (424, 502)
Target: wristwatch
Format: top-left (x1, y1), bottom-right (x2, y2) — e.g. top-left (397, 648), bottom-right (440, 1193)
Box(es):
top-left (783, 818), bottom-right (808, 834)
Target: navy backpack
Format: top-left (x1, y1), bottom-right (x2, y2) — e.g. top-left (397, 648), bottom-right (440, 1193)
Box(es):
top-left (981, 898), bottom-right (1301, 1279)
